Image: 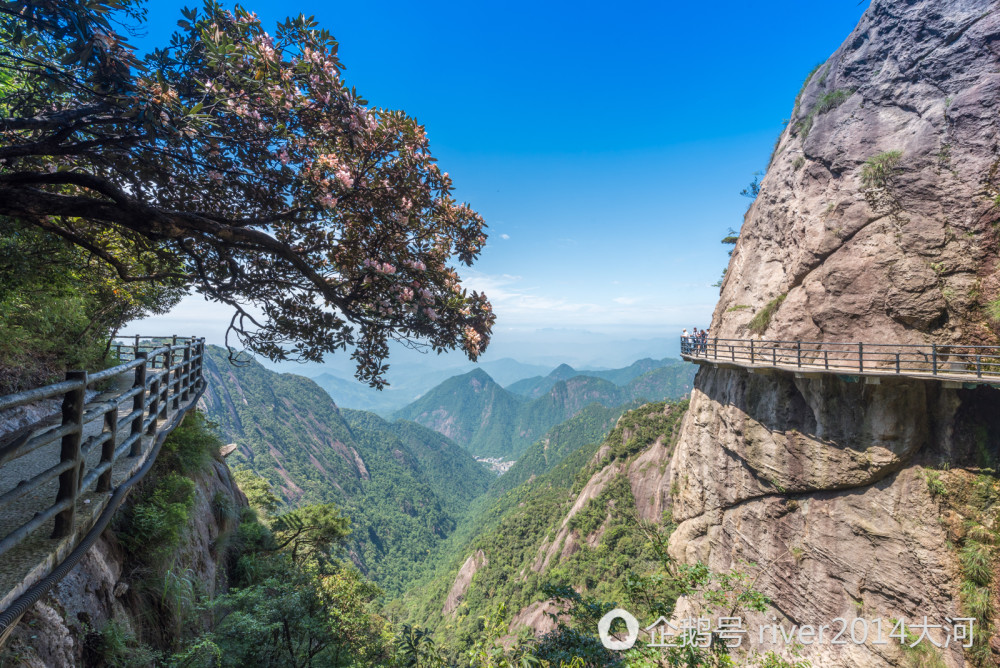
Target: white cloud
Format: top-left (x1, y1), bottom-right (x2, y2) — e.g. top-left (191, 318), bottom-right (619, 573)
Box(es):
top-left (459, 270), bottom-right (708, 333)
top-left (500, 233), bottom-right (510, 240)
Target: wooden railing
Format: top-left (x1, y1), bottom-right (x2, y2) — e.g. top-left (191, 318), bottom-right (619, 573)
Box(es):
top-left (681, 336), bottom-right (1000, 382)
top-left (0, 336), bottom-right (205, 559)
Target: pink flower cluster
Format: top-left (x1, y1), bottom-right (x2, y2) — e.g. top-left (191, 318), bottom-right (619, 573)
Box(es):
top-left (335, 167), bottom-right (353, 188)
top-left (463, 326), bottom-right (482, 355)
top-left (363, 259), bottom-right (395, 274)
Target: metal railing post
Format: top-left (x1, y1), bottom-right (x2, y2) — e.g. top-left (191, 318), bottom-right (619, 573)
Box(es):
top-left (171, 336), bottom-right (181, 410)
top-left (858, 342), bottom-right (864, 373)
top-left (750, 340), bottom-right (755, 364)
top-left (824, 350), bottom-right (829, 370)
top-left (97, 404), bottom-right (118, 493)
top-left (932, 343), bottom-right (938, 375)
top-left (977, 354), bottom-right (982, 378)
top-left (796, 341), bottom-right (802, 367)
top-left (181, 343), bottom-right (192, 401)
top-left (52, 370), bottom-right (86, 539)
top-left (895, 352), bottom-right (900, 374)
top-left (147, 372), bottom-right (160, 436)
top-left (131, 353), bottom-right (147, 456)
top-left (134, 334), bottom-right (140, 359)
top-left (772, 345), bottom-right (777, 366)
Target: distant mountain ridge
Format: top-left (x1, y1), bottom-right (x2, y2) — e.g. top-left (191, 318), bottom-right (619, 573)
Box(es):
top-left (394, 358), bottom-right (695, 459)
top-left (309, 357), bottom-right (554, 413)
top-left (505, 357), bottom-right (688, 399)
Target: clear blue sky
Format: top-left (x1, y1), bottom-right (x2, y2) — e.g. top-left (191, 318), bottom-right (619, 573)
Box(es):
top-left (127, 1), bottom-right (872, 368)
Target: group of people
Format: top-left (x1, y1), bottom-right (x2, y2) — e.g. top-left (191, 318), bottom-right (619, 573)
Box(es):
top-left (682, 327), bottom-right (709, 355)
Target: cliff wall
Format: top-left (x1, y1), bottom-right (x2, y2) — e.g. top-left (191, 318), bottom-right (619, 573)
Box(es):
top-left (667, 1), bottom-right (1000, 666)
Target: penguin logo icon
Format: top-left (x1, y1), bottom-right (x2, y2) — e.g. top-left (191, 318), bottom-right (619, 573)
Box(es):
top-left (598, 608), bottom-right (639, 650)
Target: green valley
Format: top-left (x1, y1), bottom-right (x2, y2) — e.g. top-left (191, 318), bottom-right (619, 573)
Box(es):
top-left (199, 343), bottom-right (697, 608)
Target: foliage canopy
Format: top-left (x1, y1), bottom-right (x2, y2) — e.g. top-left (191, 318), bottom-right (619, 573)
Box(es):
top-left (0, 0), bottom-right (494, 385)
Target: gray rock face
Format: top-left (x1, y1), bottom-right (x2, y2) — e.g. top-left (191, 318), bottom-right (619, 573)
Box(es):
top-left (667, 1), bottom-right (1000, 666)
top-left (718, 0), bottom-right (1000, 345)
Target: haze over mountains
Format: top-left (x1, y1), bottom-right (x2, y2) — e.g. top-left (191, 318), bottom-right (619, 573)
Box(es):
top-left (308, 352), bottom-right (694, 418)
top-left (251, 331), bottom-right (687, 414)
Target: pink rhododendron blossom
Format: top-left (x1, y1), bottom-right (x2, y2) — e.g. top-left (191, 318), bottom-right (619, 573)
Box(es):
top-left (335, 167), bottom-right (353, 188)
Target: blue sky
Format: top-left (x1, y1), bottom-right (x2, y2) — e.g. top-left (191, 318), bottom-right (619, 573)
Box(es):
top-left (126, 1), bottom-right (872, 370)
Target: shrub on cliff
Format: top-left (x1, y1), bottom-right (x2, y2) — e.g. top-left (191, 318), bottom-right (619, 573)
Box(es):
top-left (749, 294), bottom-right (786, 336)
top-left (119, 472), bottom-right (196, 560)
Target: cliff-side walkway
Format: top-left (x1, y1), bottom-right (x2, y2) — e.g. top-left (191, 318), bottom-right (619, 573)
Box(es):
top-left (0, 337), bottom-right (205, 643)
top-left (680, 336), bottom-right (1000, 386)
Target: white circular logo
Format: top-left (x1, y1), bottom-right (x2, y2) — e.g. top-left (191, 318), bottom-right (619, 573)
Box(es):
top-left (598, 608), bottom-right (639, 650)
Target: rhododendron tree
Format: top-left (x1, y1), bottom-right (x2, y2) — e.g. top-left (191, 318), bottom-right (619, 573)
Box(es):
top-left (0, 0), bottom-right (494, 386)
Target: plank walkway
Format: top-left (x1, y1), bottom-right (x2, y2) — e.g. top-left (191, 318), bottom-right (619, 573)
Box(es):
top-left (680, 336), bottom-right (1000, 387)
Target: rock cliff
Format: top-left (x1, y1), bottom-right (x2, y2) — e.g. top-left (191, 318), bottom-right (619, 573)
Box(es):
top-left (668, 1), bottom-right (1000, 666)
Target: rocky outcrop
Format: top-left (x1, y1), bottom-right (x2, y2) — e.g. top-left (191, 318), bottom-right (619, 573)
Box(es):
top-left (1, 457), bottom-right (246, 667)
top-left (667, 1), bottom-right (1000, 666)
top-left (443, 549), bottom-right (487, 615)
top-left (532, 460), bottom-right (621, 574)
top-left (509, 599), bottom-right (563, 637)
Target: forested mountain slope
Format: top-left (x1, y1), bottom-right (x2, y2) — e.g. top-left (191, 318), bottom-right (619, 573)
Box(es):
top-left (199, 346), bottom-right (492, 594)
top-left (490, 402), bottom-right (631, 496)
top-left (200, 345), bottom-right (364, 504)
top-left (393, 369), bottom-right (526, 459)
top-left (398, 400), bottom-right (688, 648)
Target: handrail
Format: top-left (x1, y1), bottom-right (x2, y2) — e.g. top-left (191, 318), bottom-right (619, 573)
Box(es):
top-left (0, 335), bottom-right (206, 611)
top-left (680, 336), bottom-right (1000, 382)
top-left (0, 383), bottom-right (207, 645)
